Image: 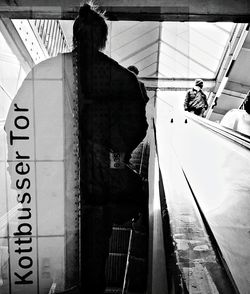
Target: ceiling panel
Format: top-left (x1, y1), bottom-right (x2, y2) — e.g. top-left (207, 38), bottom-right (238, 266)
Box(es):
top-left (213, 93), bottom-right (244, 115)
top-left (227, 50), bottom-right (250, 86)
top-left (59, 20), bottom-right (234, 81)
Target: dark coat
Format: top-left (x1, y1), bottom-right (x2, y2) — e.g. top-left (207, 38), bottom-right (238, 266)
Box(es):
top-left (184, 87), bottom-right (208, 115)
top-left (78, 49), bottom-right (147, 205)
top-left (77, 49), bottom-right (147, 294)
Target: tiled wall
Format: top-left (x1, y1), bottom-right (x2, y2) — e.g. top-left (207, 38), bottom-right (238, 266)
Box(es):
top-left (0, 28), bottom-right (78, 293)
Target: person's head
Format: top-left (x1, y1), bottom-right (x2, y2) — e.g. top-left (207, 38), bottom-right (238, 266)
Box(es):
top-left (195, 78), bottom-right (204, 89)
top-left (243, 91), bottom-right (250, 114)
top-left (127, 65), bottom-right (139, 76)
top-left (73, 2), bottom-right (108, 51)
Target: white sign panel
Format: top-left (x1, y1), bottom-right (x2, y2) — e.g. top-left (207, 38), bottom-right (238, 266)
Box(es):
top-left (1, 53), bottom-right (79, 294)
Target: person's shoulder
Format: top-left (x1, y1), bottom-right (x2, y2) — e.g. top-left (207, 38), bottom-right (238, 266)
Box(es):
top-left (223, 109), bottom-right (238, 118)
top-left (221, 109), bottom-right (241, 123)
top-left (220, 109), bottom-right (237, 127)
top-left (226, 109), bottom-right (243, 116)
top-left (233, 109), bottom-right (248, 120)
top-left (98, 51), bottom-right (119, 69)
top-left (99, 52), bottom-right (137, 80)
top-left (186, 88), bottom-right (195, 95)
top-left (139, 80), bottom-right (146, 87)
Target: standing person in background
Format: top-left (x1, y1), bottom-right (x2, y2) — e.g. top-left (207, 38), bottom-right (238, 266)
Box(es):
top-left (127, 65), bottom-right (149, 104)
top-left (220, 91), bottom-right (250, 136)
top-left (74, 3), bottom-right (147, 294)
top-left (184, 78), bottom-right (208, 117)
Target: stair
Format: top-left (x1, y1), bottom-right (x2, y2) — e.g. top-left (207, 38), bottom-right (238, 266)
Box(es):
top-left (105, 216), bottom-right (148, 294)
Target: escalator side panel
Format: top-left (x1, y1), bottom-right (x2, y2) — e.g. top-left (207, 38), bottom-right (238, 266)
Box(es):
top-left (156, 99), bottom-right (250, 293)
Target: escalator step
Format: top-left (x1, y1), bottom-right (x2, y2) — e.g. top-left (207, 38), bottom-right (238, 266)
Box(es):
top-left (104, 287), bottom-right (122, 294)
top-left (109, 227), bottom-right (131, 254)
top-left (106, 219), bottom-right (148, 293)
top-left (104, 287), bottom-right (145, 294)
top-left (105, 253), bottom-right (127, 287)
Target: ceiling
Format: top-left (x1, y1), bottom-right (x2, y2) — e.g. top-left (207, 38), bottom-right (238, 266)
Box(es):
top-left (210, 24), bottom-right (250, 122)
top-left (61, 20), bottom-right (234, 81)
top-left (8, 16), bottom-right (249, 122)
top-left (60, 20), bottom-right (238, 114)
top-left (1, 0), bottom-right (250, 22)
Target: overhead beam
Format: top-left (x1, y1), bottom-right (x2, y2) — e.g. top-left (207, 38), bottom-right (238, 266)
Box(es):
top-left (0, 0), bottom-right (250, 21)
top-left (140, 77), bottom-right (215, 90)
top-left (226, 80), bottom-right (250, 94)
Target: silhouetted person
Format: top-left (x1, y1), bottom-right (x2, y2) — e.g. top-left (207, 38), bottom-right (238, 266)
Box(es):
top-left (74, 4), bottom-right (147, 293)
top-left (184, 78), bottom-right (208, 117)
top-left (127, 65), bottom-right (149, 104)
top-left (4, 3), bottom-right (147, 294)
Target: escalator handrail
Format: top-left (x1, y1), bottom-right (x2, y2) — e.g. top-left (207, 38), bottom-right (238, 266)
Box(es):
top-left (152, 117), bottom-right (240, 294)
top-left (185, 111), bottom-right (250, 150)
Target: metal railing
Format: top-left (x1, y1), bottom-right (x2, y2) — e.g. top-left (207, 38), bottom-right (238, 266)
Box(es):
top-left (32, 19), bottom-right (69, 57)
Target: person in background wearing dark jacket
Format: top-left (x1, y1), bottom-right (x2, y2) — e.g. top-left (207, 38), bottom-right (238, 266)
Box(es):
top-left (127, 65), bottom-right (149, 104)
top-left (74, 4), bottom-right (147, 294)
top-left (184, 78), bottom-right (208, 117)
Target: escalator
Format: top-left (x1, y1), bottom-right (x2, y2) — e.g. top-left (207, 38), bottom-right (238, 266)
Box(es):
top-left (74, 104), bottom-right (250, 294)
top-left (105, 217), bottom-right (148, 294)
top-left (149, 101), bottom-right (250, 293)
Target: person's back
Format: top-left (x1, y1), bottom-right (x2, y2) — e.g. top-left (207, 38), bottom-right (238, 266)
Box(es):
top-left (76, 15), bottom-right (147, 206)
top-left (184, 78), bottom-right (208, 117)
top-left (74, 4), bottom-right (147, 293)
top-left (4, 4), bottom-right (147, 293)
